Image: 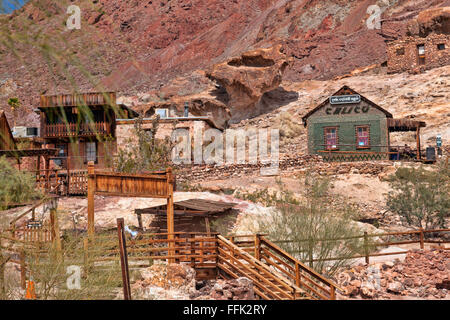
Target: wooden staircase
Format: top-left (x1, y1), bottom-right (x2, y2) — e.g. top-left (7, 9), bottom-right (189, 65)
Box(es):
top-left (216, 235), bottom-right (340, 300)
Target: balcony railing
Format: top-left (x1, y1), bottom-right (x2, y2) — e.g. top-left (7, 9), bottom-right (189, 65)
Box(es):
top-left (43, 122), bottom-right (111, 138)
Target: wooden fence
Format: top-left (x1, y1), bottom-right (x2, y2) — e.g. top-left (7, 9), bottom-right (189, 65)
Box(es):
top-left (235, 229), bottom-right (449, 265)
top-left (83, 231), bottom-right (340, 300)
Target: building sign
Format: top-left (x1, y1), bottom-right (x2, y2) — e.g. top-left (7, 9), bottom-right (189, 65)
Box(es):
top-left (330, 94), bottom-right (361, 105)
top-left (27, 220), bottom-right (43, 229)
top-left (325, 105), bottom-right (370, 115)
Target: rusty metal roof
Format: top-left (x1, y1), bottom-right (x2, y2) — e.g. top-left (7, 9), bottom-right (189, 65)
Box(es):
top-left (136, 198), bottom-right (236, 216)
top-left (388, 118), bottom-right (426, 132)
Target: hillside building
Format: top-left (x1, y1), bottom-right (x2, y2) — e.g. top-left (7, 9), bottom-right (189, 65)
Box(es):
top-left (302, 86), bottom-right (427, 161)
top-left (387, 34), bottom-right (449, 73)
top-left (38, 92), bottom-right (138, 170)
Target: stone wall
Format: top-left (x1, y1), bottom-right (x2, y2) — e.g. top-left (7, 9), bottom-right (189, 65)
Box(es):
top-left (387, 34), bottom-right (450, 74)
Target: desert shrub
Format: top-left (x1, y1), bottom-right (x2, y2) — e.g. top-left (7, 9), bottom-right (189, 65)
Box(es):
top-left (241, 175), bottom-right (365, 276)
top-left (0, 156), bottom-right (42, 207)
top-left (18, 233), bottom-right (123, 300)
top-left (234, 178), bottom-right (300, 207)
top-left (386, 162), bottom-right (450, 230)
top-left (113, 116), bottom-right (175, 173)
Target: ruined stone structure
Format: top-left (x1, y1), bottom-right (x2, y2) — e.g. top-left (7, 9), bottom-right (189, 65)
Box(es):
top-left (387, 34), bottom-right (449, 74)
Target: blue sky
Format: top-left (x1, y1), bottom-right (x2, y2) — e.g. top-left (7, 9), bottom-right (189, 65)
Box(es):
top-left (1, 0), bottom-right (27, 14)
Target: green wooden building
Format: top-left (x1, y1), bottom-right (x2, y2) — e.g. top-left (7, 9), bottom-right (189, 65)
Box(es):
top-left (302, 86), bottom-right (426, 162)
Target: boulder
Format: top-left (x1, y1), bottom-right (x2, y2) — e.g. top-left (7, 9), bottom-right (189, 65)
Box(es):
top-left (206, 45), bottom-right (289, 124)
top-left (387, 281), bottom-right (404, 294)
top-left (407, 7), bottom-right (450, 37)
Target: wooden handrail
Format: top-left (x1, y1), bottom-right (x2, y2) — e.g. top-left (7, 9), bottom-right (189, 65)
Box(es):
top-left (217, 235), bottom-right (305, 300)
top-left (259, 236), bottom-right (342, 299)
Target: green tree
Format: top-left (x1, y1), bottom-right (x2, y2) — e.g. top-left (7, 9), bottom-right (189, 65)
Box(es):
top-left (386, 163), bottom-right (450, 230)
top-left (7, 97), bottom-right (20, 127)
top-left (0, 156), bottom-right (42, 208)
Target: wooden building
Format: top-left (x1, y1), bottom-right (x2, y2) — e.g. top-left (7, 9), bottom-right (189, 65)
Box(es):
top-left (135, 199), bottom-right (237, 234)
top-left (302, 86), bottom-right (426, 161)
top-left (0, 110), bottom-right (16, 151)
top-left (38, 92), bottom-right (138, 170)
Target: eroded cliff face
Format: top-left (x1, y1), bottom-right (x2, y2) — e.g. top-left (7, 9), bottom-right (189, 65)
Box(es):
top-left (206, 45), bottom-right (289, 123)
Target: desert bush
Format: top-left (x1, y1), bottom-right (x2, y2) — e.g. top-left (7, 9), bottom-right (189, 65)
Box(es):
top-left (0, 156), bottom-right (42, 208)
top-left (237, 175), bottom-right (365, 276)
top-left (386, 162), bottom-right (450, 230)
top-left (20, 234), bottom-right (122, 300)
top-left (113, 116), bottom-right (175, 173)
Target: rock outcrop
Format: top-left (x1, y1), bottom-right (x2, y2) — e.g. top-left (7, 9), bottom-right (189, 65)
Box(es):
top-left (132, 263), bottom-right (197, 300)
top-left (206, 45), bottom-right (289, 123)
top-left (407, 7), bottom-right (450, 37)
top-left (337, 249), bottom-right (449, 299)
top-left (131, 263), bottom-right (255, 300)
top-left (191, 277), bottom-right (255, 300)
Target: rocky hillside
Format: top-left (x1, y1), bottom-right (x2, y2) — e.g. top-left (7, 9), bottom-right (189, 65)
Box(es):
top-left (0, 0), bottom-right (449, 126)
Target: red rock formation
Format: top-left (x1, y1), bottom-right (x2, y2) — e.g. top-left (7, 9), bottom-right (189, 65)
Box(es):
top-left (206, 45), bottom-right (289, 123)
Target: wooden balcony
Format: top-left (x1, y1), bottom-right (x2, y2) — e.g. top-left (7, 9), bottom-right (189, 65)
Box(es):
top-left (43, 122), bottom-right (111, 138)
top-left (40, 92), bottom-right (116, 108)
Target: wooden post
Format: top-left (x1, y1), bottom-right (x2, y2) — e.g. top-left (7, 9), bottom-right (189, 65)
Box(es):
top-left (254, 234), bottom-right (261, 261)
top-left (67, 156), bottom-right (71, 196)
top-left (189, 234), bottom-right (195, 268)
top-left (330, 285), bottom-right (336, 300)
top-left (83, 237), bottom-right (89, 277)
top-left (50, 208), bottom-right (62, 261)
top-left (295, 262), bottom-right (301, 288)
top-left (137, 213), bottom-right (143, 230)
top-left (166, 168), bottom-right (175, 263)
top-left (204, 216), bottom-right (211, 236)
top-left (117, 218), bottom-right (131, 300)
top-left (364, 232), bottom-right (369, 265)
top-left (20, 250), bottom-right (26, 290)
top-left (87, 161), bottom-right (95, 239)
top-left (44, 156), bottom-right (50, 192)
top-left (419, 228), bottom-right (424, 250)
top-left (174, 233), bottom-right (180, 264)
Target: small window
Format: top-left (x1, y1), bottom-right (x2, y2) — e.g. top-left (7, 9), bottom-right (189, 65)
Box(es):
top-left (437, 43), bottom-right (445, 50)
top-left (417, 44), bottom-right (425, 56)
top-left (356, 126), bottom-right (370, 148)
top-left (324, 127), bottom-right (338, 150)
top-left (155, 108), bottom-right (168, 118)
top-left (85, 142), bottom-right (97, 163)
top-left (396, 48), bottom-right (405, 56)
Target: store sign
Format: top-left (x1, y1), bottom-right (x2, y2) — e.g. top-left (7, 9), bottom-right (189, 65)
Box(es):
top-left (325, 105), bottom-right (370, 115)
top-left (330, 94), bottom-right (361, 105)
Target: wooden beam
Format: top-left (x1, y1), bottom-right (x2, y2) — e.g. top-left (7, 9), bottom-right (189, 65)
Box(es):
top-left (87, 161), bottom-right (95, 238)
top-left (117, 218), bottom-right (131, 300)
top-left (167, 168), bottom-right (175, 263)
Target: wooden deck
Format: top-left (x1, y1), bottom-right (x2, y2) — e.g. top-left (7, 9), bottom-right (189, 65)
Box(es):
top-left (42, 122), bottom-right (111, 138)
